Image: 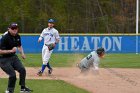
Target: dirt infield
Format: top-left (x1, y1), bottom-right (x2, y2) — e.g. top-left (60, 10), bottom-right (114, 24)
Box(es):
top-left (0, 67), bottom-right (140, 93)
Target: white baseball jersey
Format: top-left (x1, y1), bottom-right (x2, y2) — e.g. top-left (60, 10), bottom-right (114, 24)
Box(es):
top-left (39, 27), bottom-right (60, 45)
top-left (39, 27), bottom-right (60, 65)
top-left (79, 51), bottom-right (100, 70)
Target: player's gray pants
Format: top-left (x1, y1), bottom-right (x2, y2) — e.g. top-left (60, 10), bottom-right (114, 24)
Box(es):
top-left (0, 55), bottom-right (26, 92)
top-left (78, 63), bottom-right (90, 73)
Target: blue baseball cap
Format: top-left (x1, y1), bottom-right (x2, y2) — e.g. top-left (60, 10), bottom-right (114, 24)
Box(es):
top-left (48, 19), bottom-right (55, 23)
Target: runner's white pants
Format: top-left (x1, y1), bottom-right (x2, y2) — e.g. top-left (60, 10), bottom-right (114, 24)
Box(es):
top-left (42, 45), bottom-right (53, 65)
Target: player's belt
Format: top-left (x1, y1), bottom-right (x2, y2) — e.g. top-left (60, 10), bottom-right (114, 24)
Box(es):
top-left (0, 54), bottom-right (15, 58)
top-left (45, 44), bottom-right (49, 46)
top-left (45, 44), bottom-right (53, 46)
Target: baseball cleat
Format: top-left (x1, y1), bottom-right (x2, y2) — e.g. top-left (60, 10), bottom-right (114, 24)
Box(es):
top-left (20, 87), bottom-right (33, 93)
top-left (48, 68), bottom-right (53, 75)
top-left (37, 70), bottom-right (43, 76)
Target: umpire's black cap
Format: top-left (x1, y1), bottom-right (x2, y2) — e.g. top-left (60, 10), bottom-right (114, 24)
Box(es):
top-left (96, 47), bottom-right (105, 55)
top-left (9, 22), bottom-right (18, 29)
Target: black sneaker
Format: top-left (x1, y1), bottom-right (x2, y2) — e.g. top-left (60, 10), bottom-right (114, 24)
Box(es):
top-left (5, 90), bottom-right (13, 93)
top-left (20, 87), bottom-right (33, 93)
top-left (48, 68), bottom-right (53, 75)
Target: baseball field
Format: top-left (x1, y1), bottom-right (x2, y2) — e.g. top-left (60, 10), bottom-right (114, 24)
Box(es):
top-left (0, 53), bottom-right (140, 93)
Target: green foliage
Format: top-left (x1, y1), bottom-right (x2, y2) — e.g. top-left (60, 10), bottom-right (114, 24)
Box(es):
top-left (0, 0), bottom-right (136, 33)
top-left (0, 79), bottom-right (89, 93)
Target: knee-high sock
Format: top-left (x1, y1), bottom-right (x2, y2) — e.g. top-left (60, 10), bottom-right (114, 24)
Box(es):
top-left (47, 62), bottom-right (52, 70)
top-left (41, 64), bottom-right (47, 72)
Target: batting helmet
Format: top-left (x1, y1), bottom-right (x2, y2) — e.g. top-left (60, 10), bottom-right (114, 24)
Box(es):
top-left (48, 19), bottom-right (55, 23)
top-left (96, 47), bottom-right (105, 55)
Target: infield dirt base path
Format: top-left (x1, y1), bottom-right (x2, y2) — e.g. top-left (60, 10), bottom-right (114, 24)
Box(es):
top-left (0, 67), bottom-right (140, 93)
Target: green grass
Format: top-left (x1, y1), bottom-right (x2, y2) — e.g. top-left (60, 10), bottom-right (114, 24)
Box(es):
top-left (0, 78), bottom-right (89, 93)
top-left (18, 53), bottom-right (140, 68)
top-left (100, 53), bottom-right (140, 68)
top-left (1, 53), bottom-right (139, 93)
top-left (19, 53), bottom-right (85, 67)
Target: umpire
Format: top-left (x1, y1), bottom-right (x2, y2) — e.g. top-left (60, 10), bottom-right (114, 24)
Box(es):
top-left (0, 23), bottom-right (32, 93)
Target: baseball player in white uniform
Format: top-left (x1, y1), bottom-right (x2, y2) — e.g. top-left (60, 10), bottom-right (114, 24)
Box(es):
top-left (77, 48), bottom-right (105, 73)
top-left (37, 19), bottom-right (60, 76)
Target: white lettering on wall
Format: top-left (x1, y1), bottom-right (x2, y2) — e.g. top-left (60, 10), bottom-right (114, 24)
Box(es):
top-left (92, 37), bottom-right (100, 50)
top-left (112, 37), bottom-right (122, 51)
top-left (58, 37), bottom-right (69, 51)
top-left (57, 36), bottom-right (122, 52)
top-left (71, 37), bottom-right (79, 51)
top-left (102, 37), bottom-right (111, 51)
top-left (81, 37), bottom-right (91, 51)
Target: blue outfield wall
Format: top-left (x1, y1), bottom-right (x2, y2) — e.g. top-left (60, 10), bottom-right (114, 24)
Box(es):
top-left (21, 35), bottom-right (140, 53)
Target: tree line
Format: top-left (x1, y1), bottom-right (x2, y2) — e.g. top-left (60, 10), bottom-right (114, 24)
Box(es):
top-left (0, 0), bottom-right (137, 33)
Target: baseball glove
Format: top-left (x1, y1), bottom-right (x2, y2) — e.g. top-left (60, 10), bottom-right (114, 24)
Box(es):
top-left (45, 43), bottom-right (55, 51)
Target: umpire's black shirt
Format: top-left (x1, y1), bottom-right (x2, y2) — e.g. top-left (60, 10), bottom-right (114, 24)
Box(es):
top-left (0, 31), bottom-right (21, 57)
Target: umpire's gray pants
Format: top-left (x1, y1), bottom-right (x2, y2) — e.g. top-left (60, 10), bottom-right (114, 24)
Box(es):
top-left (0, 55), bottom-right (26, 92)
